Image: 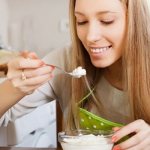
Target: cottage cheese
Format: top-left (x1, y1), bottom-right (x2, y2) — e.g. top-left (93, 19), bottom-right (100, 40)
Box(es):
top-left (70, 66), bottom-right (86, 78)
top-left (60, 134), bottom-right (113, 150)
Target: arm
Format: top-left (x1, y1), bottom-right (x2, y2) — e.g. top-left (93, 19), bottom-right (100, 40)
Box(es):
top-left (0, 52), bottom-right (55, 125)
top-left (0, 80), bottom-right (56, 126)
top-left (0, 80), bottom-right (25, 117)
top-left (0, 46), bottom-right (71, 126)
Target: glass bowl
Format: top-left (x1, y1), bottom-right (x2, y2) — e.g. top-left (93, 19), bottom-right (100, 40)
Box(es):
top-left (58, 129), bottom-right (114, 150)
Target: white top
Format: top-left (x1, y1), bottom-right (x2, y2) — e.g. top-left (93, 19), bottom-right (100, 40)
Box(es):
top-left (0, 45), bottom-right (131, 126)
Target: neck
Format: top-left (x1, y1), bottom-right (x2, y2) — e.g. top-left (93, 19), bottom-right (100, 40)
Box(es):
top-left (103, 59), bottom-right (123, 90)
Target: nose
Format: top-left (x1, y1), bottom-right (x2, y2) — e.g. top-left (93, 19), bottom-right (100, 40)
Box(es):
top-left (86, 21), bottom-right (102, 43)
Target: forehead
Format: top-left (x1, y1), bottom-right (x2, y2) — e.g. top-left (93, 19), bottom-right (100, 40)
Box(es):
top-left (75, 0), bottom-right (125, 15)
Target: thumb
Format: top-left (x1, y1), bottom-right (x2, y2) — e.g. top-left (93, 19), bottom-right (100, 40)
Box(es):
top-left (27, 52), bottom-right (39, 59)
top-left (20, 50), bottom-right (39, 59)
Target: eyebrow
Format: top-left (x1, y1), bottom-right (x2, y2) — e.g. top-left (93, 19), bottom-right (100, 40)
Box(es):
top-left (75, 11), bottom-right (118, 16)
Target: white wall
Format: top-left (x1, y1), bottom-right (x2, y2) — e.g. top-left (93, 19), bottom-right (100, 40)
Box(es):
top-left (0, 0), bottom-right (9, 46)
top-left (148, 0), bottom-right (150, 10)
top-left (8, 0), bottom-right (70, 57)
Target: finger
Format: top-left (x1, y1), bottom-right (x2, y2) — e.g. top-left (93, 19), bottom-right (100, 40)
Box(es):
top-left (20, 50), bottom-right (29, 58)
top-left (126, 137), bottom-right (150, 150)
top-left (10, 74), bottom-right (52, 95)
top-left (18, 58), bottom-right (44, 69)
top-left (21, 73), bottom-right (53, 86)
top-left (27, 52), bottom-right (39, 59)
top-left (7, 56), bottom-right (44, 71)
top-left (8, 65), bottom-right (54, 80)
top-left (113, 127), bottom-right (122, 132)
top-left (12, 73), bottom-right (52, 94)
top-left (17, 83), bottom-right (42, 95)
top-left (18, 85), bottom-right (38, 95)
top-left (112, 120), bottom-right (148, 142)
top-left (115, 130), bottom-right (149, 149)
top-left (20, 51), bottom-right (39, 59)
top-left (22, 78), bottom-right (51, 95)
top-left (24, 66), bottom-right (54, 78)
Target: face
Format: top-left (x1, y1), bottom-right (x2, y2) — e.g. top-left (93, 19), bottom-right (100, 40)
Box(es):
top-left (75, 0), bottom-right (126, 68)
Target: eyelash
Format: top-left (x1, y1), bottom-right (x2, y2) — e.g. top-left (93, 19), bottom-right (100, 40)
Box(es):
top-left (101, 20), bottom-right (114, 25)
top-left (77, 21), bottom-right (88, 25)
top-left (76, 20), bottom-right (114, 26)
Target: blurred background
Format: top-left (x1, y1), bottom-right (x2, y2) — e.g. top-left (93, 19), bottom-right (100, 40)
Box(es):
top-left (0, 0), bottom-right (70, 148)
top-left (0, 0), bottom-right (70, 56)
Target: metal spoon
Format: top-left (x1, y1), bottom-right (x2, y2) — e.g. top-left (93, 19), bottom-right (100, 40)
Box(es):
top-left (45, 64), bottom-right (86, 78)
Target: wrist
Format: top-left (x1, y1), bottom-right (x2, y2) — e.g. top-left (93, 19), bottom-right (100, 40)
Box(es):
top-left (5, 80), bottom-right (27, 97)
top-left (4, 79), bottom-right (26, 98)
top-left (0, 79), bottom-right (26, 117)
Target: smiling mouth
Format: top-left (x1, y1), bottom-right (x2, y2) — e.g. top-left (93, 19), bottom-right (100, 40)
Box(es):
top-left (90, 46), bottom-right (112, 53)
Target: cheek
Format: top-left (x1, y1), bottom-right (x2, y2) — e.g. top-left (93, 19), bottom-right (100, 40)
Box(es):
top-left (109, 23), bottom-right (126, 47)
top-left (77, 27), bottom-right (86, 42)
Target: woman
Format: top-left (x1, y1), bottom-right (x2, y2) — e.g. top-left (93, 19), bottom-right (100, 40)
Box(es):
top-left (1, 0), bottom-right (150, 149)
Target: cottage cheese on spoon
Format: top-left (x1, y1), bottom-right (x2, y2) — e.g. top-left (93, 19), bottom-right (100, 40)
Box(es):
top-left (70, 66), bottom-right (86, 78)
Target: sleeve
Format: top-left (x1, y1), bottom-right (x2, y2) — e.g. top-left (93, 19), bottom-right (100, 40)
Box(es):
top-left (0, 81), bottom-right (57, 126)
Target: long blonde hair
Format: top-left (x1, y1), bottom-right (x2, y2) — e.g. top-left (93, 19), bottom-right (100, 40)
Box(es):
top-left (123, 0), bottom-right (150, 123)
top-left (65, 0), bottom-right (150, 130)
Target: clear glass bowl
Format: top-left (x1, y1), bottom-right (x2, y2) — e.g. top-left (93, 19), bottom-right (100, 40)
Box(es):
top-left (58, 129), bottom-right (114, 150)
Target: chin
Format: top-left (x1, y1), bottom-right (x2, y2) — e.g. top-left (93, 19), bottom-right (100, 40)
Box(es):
top-left (91, 60), bottom-right (113, 68)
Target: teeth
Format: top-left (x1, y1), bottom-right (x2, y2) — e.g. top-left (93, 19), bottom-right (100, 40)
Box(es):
top-left (91, 46), bottom-right (110, 53)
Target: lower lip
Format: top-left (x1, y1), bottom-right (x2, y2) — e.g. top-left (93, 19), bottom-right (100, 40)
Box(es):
top-left (90, 47), bottom-right (112, 58)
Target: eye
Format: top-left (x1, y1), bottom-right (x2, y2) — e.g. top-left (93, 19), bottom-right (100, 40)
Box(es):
top-left (76, 21), bottom-right (88, 25)
top-left (101, 20), bottom-right (114, 25)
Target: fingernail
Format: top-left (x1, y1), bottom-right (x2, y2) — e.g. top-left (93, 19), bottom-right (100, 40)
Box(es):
top-left (50, 74), bottom-right (54, 78)
top-left (50, 65), bottom-right (55, 70)
top-left (113, 145), bottom-right (121, 150)
top-left (112, 136), bottom-right (118, 143)
top-left (113, 127), bottom-right (121, 131)
top-left (29, 52), bottom-right (39, 59)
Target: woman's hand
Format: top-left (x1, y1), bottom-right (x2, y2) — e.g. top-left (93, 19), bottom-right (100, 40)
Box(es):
top-left (7, 52), bottom-right (54, 95)
top-left (112, 119), bottom-right (150, 150)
